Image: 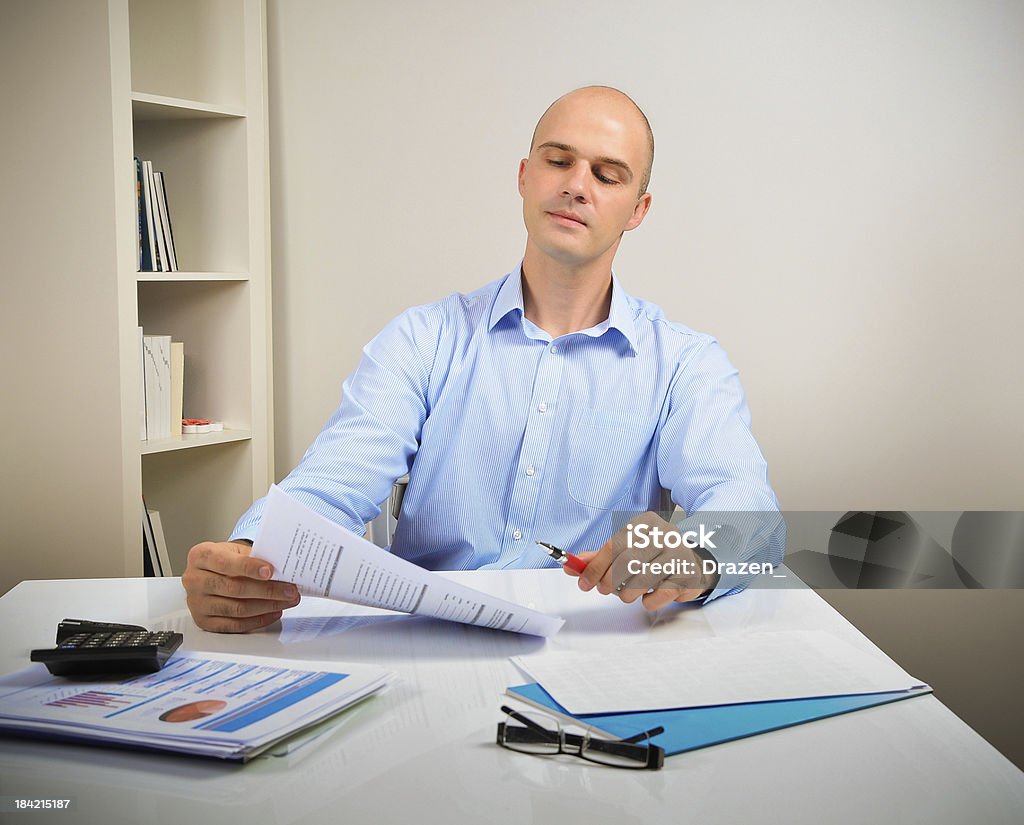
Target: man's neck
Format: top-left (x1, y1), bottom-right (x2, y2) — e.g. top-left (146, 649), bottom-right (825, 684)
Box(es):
top-left (520, 250), bottom-right (614, 339)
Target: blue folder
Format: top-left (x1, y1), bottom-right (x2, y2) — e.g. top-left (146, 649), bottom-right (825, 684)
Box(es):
top-left (507, 682), bottom-right (932, 756)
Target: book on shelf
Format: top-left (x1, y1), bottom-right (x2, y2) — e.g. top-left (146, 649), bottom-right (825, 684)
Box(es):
top-left (142, 333), bottom-right (171, 440)
top-left (137, 326), bottom-right (147, 440)
top-left (140, 159), bottom-right (160, 271)
top-left (146, 161), bottom-right (168, 271)
top-left (140, 333), bottom-right (185, 442)
top-left (144, 507), bottom-right (174, 576)
top-left (141, 499), bottom-right (163, 576)
top-left (153, 171), bottom-right (178, 271)
top-left (135, 158), bottom-right (153, 271)
top-left (136, 158), bottom-right (178, 272)
top-left (170, 341), bottom-right (184, 437)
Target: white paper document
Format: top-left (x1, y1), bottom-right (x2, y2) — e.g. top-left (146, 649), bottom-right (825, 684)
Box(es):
top-left (512, 630), bottom-right (931, 714)
top-left (254, 485), bottom-right (564, 638)
top-left (0, 651), bottom-right (395, 760)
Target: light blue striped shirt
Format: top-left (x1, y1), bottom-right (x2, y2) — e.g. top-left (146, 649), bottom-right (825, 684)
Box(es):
top-left (232, 267), bottom-right (784, 602)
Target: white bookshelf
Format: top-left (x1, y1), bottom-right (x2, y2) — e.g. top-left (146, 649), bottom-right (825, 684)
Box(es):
top-left (0, 0), bottom-right (272, 590)
top-left (130, 0), bottom-right (272, 572)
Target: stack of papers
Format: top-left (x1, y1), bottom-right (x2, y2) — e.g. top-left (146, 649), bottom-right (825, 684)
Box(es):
top-left (507, 631), bottom-right (933, 756)
top-left (512, 631), bottom-right (930, 714)
top-left (0, 651), bottom-right (395, 760)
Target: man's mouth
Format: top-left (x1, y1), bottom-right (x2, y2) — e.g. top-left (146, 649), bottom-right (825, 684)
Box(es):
top-left (548, 210), bottom-right (587, 227)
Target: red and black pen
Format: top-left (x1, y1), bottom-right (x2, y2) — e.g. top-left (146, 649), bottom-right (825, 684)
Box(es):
top-left (535, 541), bottom-right (588, 574)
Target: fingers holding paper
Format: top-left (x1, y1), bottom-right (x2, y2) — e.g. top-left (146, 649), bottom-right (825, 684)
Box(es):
top-left (182, 540), bottom-right (302, 633)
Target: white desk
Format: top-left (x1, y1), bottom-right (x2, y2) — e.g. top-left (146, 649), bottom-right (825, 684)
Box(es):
top-left (0, 570), bottom-right (1021, 825)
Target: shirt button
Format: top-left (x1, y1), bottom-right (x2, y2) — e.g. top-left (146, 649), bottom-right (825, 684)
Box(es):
top-left (538, 402), bottom-right (547, 413)
top-left (512, 529), bottom-right (522, 540)
top-left (526, 465), bottom-right (535, 477)
top-left (550, 345), bottom-right (558, 354)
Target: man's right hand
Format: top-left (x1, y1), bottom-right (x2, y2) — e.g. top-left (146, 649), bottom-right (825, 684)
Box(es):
top-left (182, 541), bottom-right (301, 633)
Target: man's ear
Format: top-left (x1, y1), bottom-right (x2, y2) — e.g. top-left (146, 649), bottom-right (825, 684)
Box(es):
top-left (625, 191), bottom-right (653, 232)
top-left (517, 158), bottom-right (528, 197)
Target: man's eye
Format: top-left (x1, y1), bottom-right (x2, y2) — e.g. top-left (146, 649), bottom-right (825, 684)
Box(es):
top-left (596, 173), bottom-right (620, 185)
top-left (548, 159), bottom-right (570, 167)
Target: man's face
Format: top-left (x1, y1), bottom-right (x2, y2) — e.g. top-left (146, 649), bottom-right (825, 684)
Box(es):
top-left (518, 90), bottom-right (652, 271)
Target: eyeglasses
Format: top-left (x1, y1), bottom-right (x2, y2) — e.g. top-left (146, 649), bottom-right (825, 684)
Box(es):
top-left (496, 703), bottom-right (665, 770)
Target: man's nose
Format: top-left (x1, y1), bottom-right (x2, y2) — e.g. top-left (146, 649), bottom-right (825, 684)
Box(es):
top-left (562, 164), bottom-right (590, 202)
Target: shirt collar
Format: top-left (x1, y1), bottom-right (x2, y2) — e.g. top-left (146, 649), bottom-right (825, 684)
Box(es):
top-left (487, 268), bottom-right (526, 331)
top-left (488, 265), bottom-right (639, 354)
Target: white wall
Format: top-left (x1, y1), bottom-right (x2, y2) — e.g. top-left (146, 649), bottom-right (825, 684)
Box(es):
top-left (266, 0), bottom-right (1024, 510)
top-left (1, 0), bottom-right (136, 590)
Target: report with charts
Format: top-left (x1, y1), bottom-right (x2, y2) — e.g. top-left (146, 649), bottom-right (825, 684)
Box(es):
top-left (0, 651), bottom-right (395, 760)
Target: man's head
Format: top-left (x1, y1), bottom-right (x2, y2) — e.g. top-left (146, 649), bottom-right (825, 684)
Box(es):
top-left (519, 86), bottom-right (654, 272)
top-left (529, 87), bottom-right (654, 197)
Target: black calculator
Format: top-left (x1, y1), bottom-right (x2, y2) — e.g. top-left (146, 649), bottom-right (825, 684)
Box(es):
top-left (30, 619), bottom-right (183, 677)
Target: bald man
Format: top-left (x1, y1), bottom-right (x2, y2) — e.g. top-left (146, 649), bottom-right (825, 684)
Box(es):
top-left (183, 87), bottom-right (785, 633)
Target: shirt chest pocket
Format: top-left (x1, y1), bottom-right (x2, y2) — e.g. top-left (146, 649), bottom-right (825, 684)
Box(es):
top-left (567, 409), bottom-right (650, 510)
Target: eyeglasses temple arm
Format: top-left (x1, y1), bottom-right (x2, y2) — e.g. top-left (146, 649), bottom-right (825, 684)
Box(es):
top-left (499, 704), bottom-right (559, 740)
top-left (622, 724), bottom-right (664, 744)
